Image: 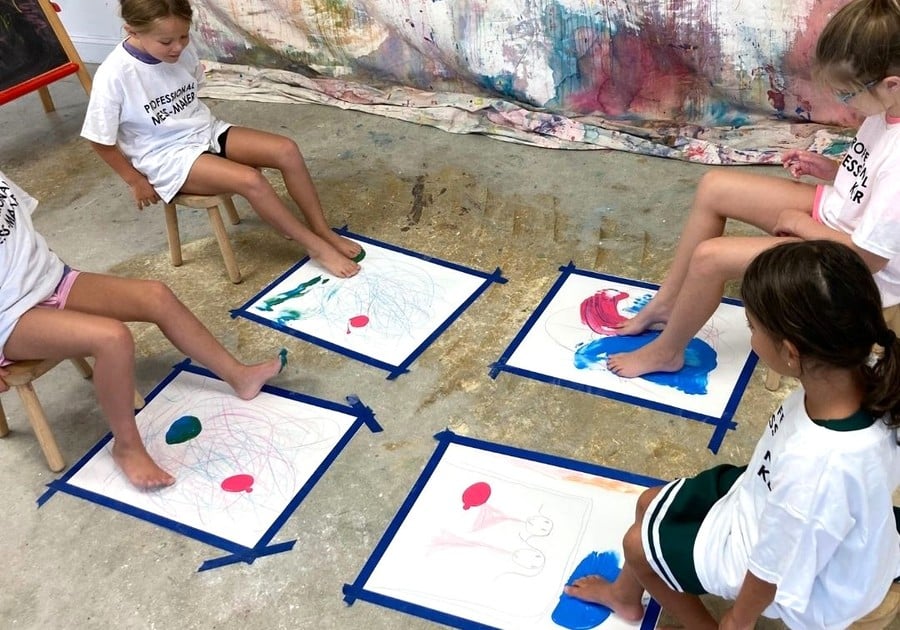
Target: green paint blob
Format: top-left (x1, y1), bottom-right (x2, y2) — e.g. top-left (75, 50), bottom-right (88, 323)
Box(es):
top-left (165, 415), bottom-right (202, 444)
top-left (352, 247), bottom-right (366, 263)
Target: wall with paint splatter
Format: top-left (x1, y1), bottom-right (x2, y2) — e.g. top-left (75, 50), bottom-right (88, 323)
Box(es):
top-left (191, 0), bottom-right (860, 162)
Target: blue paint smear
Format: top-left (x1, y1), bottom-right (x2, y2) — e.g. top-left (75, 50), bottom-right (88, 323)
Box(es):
top-left (257, 275), bottom-right (324, 312)
top-left (165, 415), bottom-right (202, 445)
top-left (552, 550), bottom-right (622, 629)
top-left (574, 330), bottom-right (717, 395)
top-left (278, 348), bottom-right (288, 372)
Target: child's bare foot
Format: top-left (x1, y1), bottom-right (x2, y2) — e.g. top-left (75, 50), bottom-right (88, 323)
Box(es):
top-left (607, 341), bottom-right (684, 378)
top-left (564, 575), bottom-right (645, 622)
top-left (613, 302), bottom-right (670, 336)
top-left (112, 441), bottom-right (175, 490)
top-left (309, 242), bottom-right (360, 278)
top-left (230, 352), bottom-right (285, 400)
top-left (319, 229), bottom-right (362, 260)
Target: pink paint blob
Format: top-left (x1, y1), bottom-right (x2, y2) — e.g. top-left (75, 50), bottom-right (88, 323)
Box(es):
top-left (221, 473), bottom-right (254, 493)
top-left (462, 481), bottom-right (491, 510)
top-left (346, 314), bottom-right (370, 334)
top-left (581, 289), bottom-right (629, 333)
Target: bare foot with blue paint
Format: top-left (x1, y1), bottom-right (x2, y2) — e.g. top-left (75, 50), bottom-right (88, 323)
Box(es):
top-left (606, 341), bottom-right (684, 378)
top-left (613, 300), bottom-right (670, 336)
top-left (564, 575), bottom-right (645, 623)
top-left (231, 351), bottom-right (286, 400)
top-left (112, 441), bottom-right (175, 490)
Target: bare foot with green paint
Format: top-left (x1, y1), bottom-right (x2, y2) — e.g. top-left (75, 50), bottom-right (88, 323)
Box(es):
top-left (318, 229), bottom-right (362, 261)
top-left (564, 575), bottom-right (645, 622)
top-left (230, 351), bottom-right (286, 400)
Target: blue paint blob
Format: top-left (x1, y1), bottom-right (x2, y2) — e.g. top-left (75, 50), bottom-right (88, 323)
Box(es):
top-left (574, 330), bottom-right (717, 395)
top-left (165, 415), bottom-right (202, 445)
top-left (552, 550), bottom-right (622, 629)
top-left (278, 348), bottom-right (288, 373)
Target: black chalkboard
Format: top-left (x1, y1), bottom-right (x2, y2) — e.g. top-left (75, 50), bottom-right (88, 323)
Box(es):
top-left (1, 0), bottom-right (71, 92)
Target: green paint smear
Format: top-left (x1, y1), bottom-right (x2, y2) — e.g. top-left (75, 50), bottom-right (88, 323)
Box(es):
top-left (258, 275), bottom-right (323, 311)
top-left (352, 246), bottom-right (366, 263)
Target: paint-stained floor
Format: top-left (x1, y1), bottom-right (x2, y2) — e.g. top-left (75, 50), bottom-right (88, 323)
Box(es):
top-left (2, 72), bottom-right (891, 630)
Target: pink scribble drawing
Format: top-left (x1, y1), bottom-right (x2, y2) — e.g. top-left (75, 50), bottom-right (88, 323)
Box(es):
top-left (580, 289), bottom-right (630, 333)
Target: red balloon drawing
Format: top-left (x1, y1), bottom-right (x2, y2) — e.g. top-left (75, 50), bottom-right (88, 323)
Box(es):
top-left (462, 481), bottom-right (491, 510)
top-left (221, 473), bottom-right (254, 493)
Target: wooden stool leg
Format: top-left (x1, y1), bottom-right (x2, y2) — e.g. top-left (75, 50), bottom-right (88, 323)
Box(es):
top-left (764, 367), bottom-right (781, 391)
top-left (71, 357), bottom-right (93, 379)
top-left (16, 384), bottom-right (65, 472)
top-left (0, 397), bottom-right (9, 437)
top-left (38, 87), bottom-right (55, 113)
top-left (223, 196), bottom-right (241, 225)
top-left (164, 203), bottom-right (184, 266)
top-left (206, 206), bottom-right (242, 284)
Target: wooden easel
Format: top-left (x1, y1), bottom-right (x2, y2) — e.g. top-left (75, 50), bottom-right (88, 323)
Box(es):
top-left (0, 0), bottom-right (92, 111)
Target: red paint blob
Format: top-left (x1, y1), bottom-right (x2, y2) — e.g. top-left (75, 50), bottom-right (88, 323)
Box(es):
top-left (221, 474), bottom-right (254, 493)
top-left (581, 290), bottom-right (629, 334)
top-left (462, 481), bottom-right (491, 510)
top-left (346, 314), bottom-right (370, 334)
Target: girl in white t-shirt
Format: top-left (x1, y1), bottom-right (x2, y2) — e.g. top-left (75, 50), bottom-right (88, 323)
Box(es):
top-left (604, 0), bottom-right (900, 380)
top-left (0, 170), bottom-right (284, 490)
top-left (82, 0), bottom-right (362, 278)
top-left (565, 240), bottom-right (900, 629)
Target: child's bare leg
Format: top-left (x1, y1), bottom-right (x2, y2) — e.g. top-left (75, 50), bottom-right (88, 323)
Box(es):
top-left (615, 169), bottom-right (815, 337)
top-left (565, 486), bottom-right (662, 620)
top-left (609, 235), bottom-right (791, 377)
top-left (220, 127), bottom-right (360, 262)
top-left (4, 308), bottom-right (174, 489)
top-left (66, 274), bottom-right (282, 400)
top-left (182, 151), bottom-right (359, 278)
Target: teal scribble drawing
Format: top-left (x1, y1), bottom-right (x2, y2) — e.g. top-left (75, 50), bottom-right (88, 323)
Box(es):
top-left (276, 309), bottom-right (302, 325)
top-left (257, 276), bottom-right (326, 311)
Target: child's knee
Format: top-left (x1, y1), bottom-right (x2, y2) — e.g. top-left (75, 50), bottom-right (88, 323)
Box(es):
top-left (694, 168), bottom-right (733, 205)
top-left (622, 523), bottom-right (649, 570)
top-left (98, 320), bottom-right (135, 355)
top-left (142, 280), bottom-right (180, 313)
top-left (690, 238), bottom-right (731, 277)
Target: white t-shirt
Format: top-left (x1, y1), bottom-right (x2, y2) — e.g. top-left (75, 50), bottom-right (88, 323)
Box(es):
top-left (818, 114), bottom-right (900, 306)
top-left (694, 389), bottom-right (900, 629)
top-left (0, 171), bottom-right (66, 355)
top-left (81, 41), bottom-right (231, 202)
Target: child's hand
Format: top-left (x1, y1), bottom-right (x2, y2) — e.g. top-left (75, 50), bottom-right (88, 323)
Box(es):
top-left (130, 176), bottom-right (160, 210)
top-left (0, 367), bottom-right (9, 393)
top-left (781, 149), bottom-right (839, 181)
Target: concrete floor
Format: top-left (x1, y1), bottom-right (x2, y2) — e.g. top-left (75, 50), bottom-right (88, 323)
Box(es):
top-left (1, 71), bottom-right (890, 630)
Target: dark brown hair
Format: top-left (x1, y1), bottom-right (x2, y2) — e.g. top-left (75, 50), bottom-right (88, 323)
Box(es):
top-left (742, 240), bottom-right (900, 427)
top-left (120, 0), bottom-right (192, 32)
top-left (814, 0), bottom-right (900, 89)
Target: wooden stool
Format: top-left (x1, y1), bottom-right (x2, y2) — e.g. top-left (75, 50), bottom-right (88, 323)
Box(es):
top-left (163, 193), bottom-right (243, 284)
top-left (850, 581), bottom-right (900, 630)
top-left (765, 304), bottom-right (900, 391)
top-left (0, 358), bottom-right (145, 472)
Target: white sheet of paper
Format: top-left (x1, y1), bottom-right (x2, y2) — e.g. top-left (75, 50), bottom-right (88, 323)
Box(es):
top-left (504, 273), bottom-right (752, 419)
top-left (245, 240), bottom-right (487, 367)
top-left (363, 443), bottom-right (654, 629)
top-left (66, 370), bottom-right (357, 549)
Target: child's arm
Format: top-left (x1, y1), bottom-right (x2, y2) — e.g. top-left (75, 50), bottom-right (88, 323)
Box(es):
top-left (781, 149), bottom-right (840, 182)
top-left (772, 210), bottom-right (889, 273)
top-left (88, 141), bottom-right (160, 210)
top-left (719, 571), bottom-right (776, 629)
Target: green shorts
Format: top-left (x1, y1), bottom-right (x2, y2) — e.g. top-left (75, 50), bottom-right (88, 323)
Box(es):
top-left (641, 463), bottom-right (746, 595)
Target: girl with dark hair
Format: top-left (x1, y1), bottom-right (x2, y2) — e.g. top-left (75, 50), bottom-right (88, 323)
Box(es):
top-left (566, 241), bottom-right (900, 629)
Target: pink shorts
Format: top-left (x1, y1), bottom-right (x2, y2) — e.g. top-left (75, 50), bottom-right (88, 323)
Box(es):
top-left (0, 267), bottom-right (81, 367)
